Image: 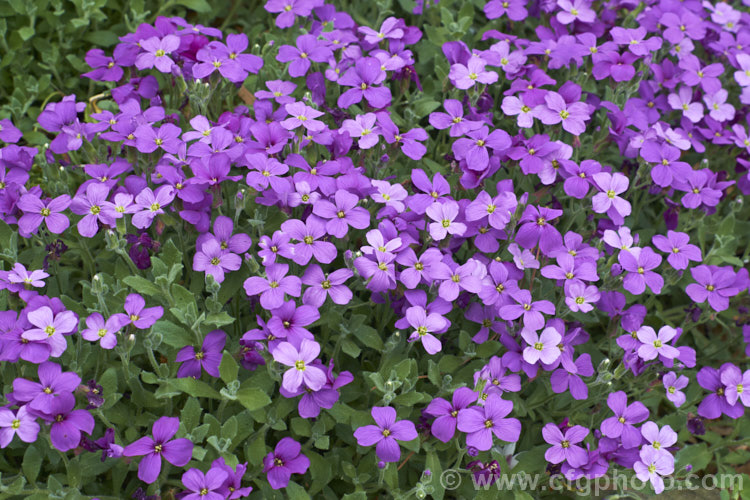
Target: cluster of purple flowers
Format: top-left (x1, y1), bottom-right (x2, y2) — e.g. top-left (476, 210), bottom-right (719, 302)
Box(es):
top-left (0, 0), bottom-right (749, 495)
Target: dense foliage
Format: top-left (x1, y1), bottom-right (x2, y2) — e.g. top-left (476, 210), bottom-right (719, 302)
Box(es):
top-left (1, 0), bottom-right (750, 499)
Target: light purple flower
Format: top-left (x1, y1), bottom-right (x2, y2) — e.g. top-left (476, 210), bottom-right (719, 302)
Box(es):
top-left (592, 172), bottom-right (631, 218)
top-left (522, 327), bottom-right (562, 365)
top-left (280, 217), bottom-right (337, 265)
top-left (341, 113), bottom-right (380, 149)
top-left (499, 290), bottom-right (555, 331)
top-left (633, 446), bottom-right (674, 494)
top-left (6, 263), bottom-right (48, 288)
top-left (132, 186), bottom-right (175, 229)
top-left (370, 180), bottom-right (407, 212)
top-left (80, 312), bottom-right (128, 349)
top-left (636, 326), bottom-right (680, 361)
top-left (281, 101), bottom-right (326, 132)
top-left (243, 263), bottom-right (302, 310)
top-left (354, 406), bottom-right (417, 463)
top-left (405, 306), bottom-right (447, 355)
top-left (720, 365), bottom-right (750, 407)
top-left (301, 265), bottom-right (353, 307)
top-left (0, 405), bottom-right (39, 448)
top-left (426, 201), bottom-right (466, 240)
top-left (135, 35), bottom-right (180, 73)
top-left (449, 57), bottom-right (498, 90)
top-left (662, 372), bottom-right (688, 407)
top-left (312, 189), bottom-right (370, 238)
top-left (272, 339), bottom-right (326, 392)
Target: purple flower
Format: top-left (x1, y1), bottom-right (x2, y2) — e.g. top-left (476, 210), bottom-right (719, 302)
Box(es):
top-left (124, 293), bottom-right (164, 329)
top-left (564, 282), bottom-right (600, 313)
top-left (662, 372), bottom-right (689, 407)
top-left (40, 393), bottom-right (95, 452)
top-left (618, 247), bottom-right (664, 295)
top-left (456, 395), bottom-right (521, 451)
top-left (652, 231), bottom-right (701, 270)
top-left (80, 312), bottom-right (128, 349)
top-left (264, 0), bottom-right (314, 28)
top-left (281, 101), bottom-right (326, 132)
top-left (370, 180), bottom-right (407, 212)
top-left (522, 327), bottom-right (562, 365)
top-left (668, 87), bottom-right (704, 123)
top-left (640, 142), bottom-right (692, 188)
top-left (543, 423), bottom-right (589, 468)
top-left (193, 239), bottom-right (242, 284)
top-left (277, 34), bottom-right (332, 78)
top-left (177, 330), bottom-right (226, 379)
top-left (353, 406), bottom-right (418, 462)
top-left (636, 326), bottom-right (680, 361)
top-left (132, 186), bottom-right (175, 229)
top-left (17, 194), bottom-right (71, 236)
top-left (263, 437), bottom-right (310, 489)
top-left (600, 391), bottom-right (649, 448)
top-left (433, 259), bottom-right (483, 302)
top-left (426, 201), bottom-right (466, 240)
top-left (641, 422), bottom-right (677, 457)
top-left (720, 365), bottom-right (750, 407)
top-left (0, 405), bottom-right (40, 448)
top-left (633, 446), bottom-right (674, 494)
top-left (6, 263), bottom-right (48, 288)
top-left (660, 11), bottom-right (706, 43)
top-left (449, 58), bottom-right (498, 90)
top-left (211, 457), bottom-right (253, 499)
top-left (358, 17), bottom-right (404, 44)
top-left (685, 265), bottom-right (739, 312)
top-left (452, 126), bottom-right (511, 172)
top-left (429, 99), bottom-right (482, 137)
top-left (123, 416), bottom-right (193, 484)
top-left (592, 172), bottom-right (631, 219)
top-left (181, 467), bottom-right (228, 500)
top-left (535, 91), bottom-right (590, 135)
top-left (272, 339), bottom-right (326, 392)
top-left (312, 189), bottom-right (370, 238)
top-left (22, 306), bottom-right (77, 357)
top-left (244, 263), bottom-right (302, 310)
top-left (377, 113), bottom-right (428, 161)
top-left (514, 205), bottom-right (563, 256)
top-left (301, 265), bottom-right (353, 307)
top-left (341, 113), bottom-right (380, 149)
top-left (0, 118), bottom-right (23, 143)
top-left (424, 388), bottom-right (477, 442)
top-left (337, 58), bottom-right (391, 109)
top-left (267, 300), bottom-right (319, 344)
top-left (484, 0), bottom-right (527, 20)
top-left (550, 354), bottom-right (594, 400)
top-left (255, 79), bottom-right (297, 104)
top-left (280, 217), bottom-right (337, 265)
top-left (499, 290), bottom-right (555, 331)
top-left (135, 35), bottom-right (180, 73)
top-left (697, 365), bottom-right (745, 419)
top-left (556, 0), bottom-right (595, 23)
top-left (405, 306), bottom-right (447, 355)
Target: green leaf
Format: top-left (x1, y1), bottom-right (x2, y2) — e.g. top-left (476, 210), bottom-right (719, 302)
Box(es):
top-left (23, 445), bottom-right (43, 484)
top-left (286, 481), bottom-right (311, 500)
top-left (122, 275), bottom-right (162, 297)
top-left (174, 0), bottom-right (212, 12)
top-left (675, 442), bottom-right (712, 473)
top-left (341, 338), bottom-right (361, 358)
top-left (237, 381), bottom-right (272, 411)
top-left (219, 352), bottom-right (239, 384)
top-left (17, 26), bottom-right (34, 41)
top-left (183, 397), bottom-right (202, 432)
top-left (353, 323), bottom-right (383, 350)
top-left (154, 320), bottom-right (192, 348)
top-left (157, 378), bottom-right (221, 400)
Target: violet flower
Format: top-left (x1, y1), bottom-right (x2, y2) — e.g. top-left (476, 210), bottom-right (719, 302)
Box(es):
top-left (0, 405), bottom-right (40, 448)
top-left (263, 437), bottom-right (310, 489)
top-left (600, 391), bottom-right (649, 448)
top-left (124, 293), bottom-right (164, 329)
top-left (543, 423), bottom-right (589, 468)
top-left (181, 468), bottom-right (228, 500)
top-left (456, 395), bottom-right (521, 451)
top-left (424, 388), bottom-right (477, 442)
top-left (176, 330), bottom-right (226, 379)
top-left (354, 406), bottom-right (418, 462)
top-left (662, 372), bottom-right (689, 407)
top-left (272, 339), bottom-right (326, 391)
top-left (123, 416), bottom-right (194, 484)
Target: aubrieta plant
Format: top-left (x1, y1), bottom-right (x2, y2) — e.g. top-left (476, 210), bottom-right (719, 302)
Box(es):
top-left (1, 0), bottom-right (750, 498)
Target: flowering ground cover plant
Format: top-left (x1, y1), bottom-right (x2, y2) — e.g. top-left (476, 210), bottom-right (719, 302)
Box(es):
top-left (1, 0), bottom-right (750, 498)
